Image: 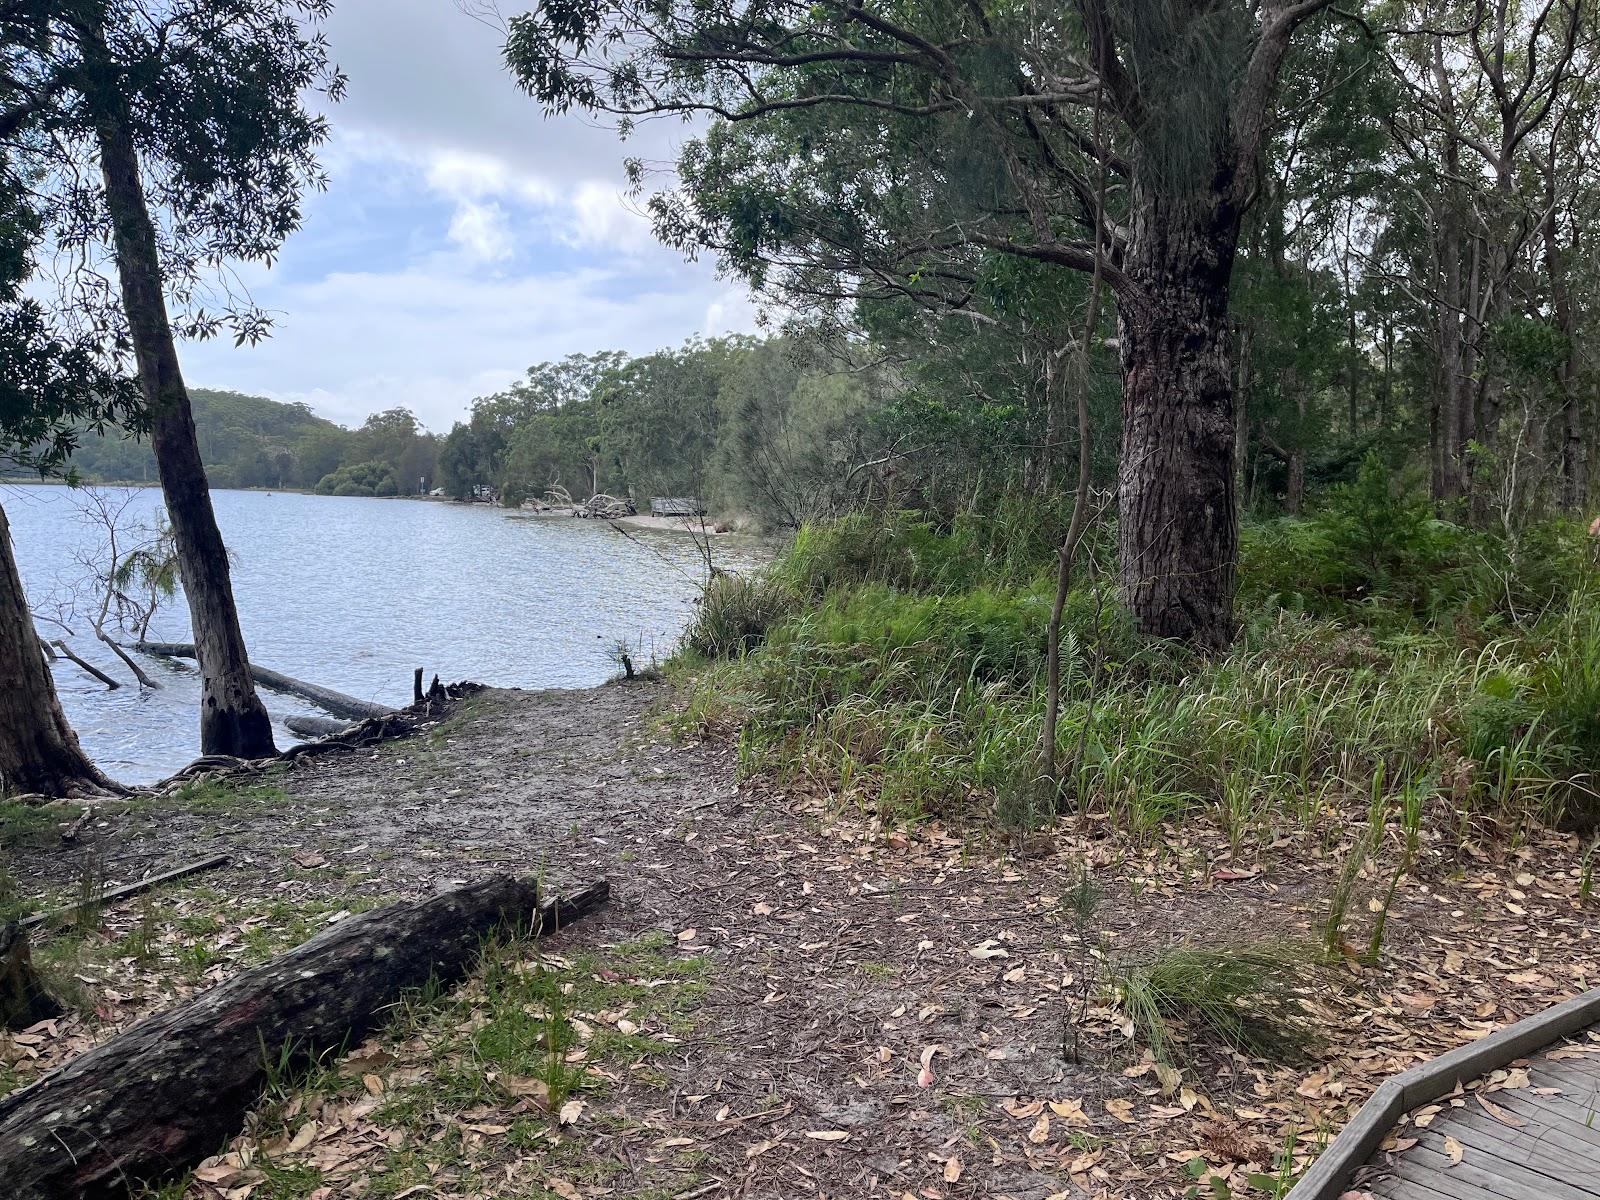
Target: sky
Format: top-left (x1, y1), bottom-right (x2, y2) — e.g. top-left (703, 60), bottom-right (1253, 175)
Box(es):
top-left (177, 1), bottom-right (761, 433)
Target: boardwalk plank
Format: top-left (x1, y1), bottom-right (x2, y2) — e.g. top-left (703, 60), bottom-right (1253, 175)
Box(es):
top-left (1370, 1166), bottom-right (1480, 1200)
top-left (1288, 991), bottom-right (1600, 1200)
top-left (1386, 1139), bottom-right (1596, 1200)
top-left (1436, 1107), bottom-right (1600, 1189)
top-left (1478, 1082), bottom-right (1600, 1138)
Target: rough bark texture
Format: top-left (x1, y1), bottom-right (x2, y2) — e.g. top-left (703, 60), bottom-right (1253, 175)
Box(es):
top-left (87, 54), bottom-right (276, 760)
top-left (0, 876), bottom-right (610, 1200)
top-left (0, 505), bottom-right (116, 796)
top-left (0, 923), bottom-right (62, 1032)
top-left (1116, 192), bottom-right (1240, 650)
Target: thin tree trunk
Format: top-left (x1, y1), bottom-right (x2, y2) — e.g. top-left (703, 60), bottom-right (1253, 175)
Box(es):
top-left (86, 47), bottom-right (275, 759)
top-left (1116, 195), bottom-right (1239, 651)
top-left (1287, 368), bottom-right (1308, 515)
top-left (0, 505), bottom-right (118, 797)
top-left (1432, 35), bottom-right (1467, 503)
top-left (1235, 322), bottom-right (1252, 497)
top-left (1543, 155), bottom-right (1582, 510)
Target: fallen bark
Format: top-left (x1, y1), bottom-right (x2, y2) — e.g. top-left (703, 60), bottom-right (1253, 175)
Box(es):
top-left (18, 853), bottom-right (231, 931)
top-left (132, 641), bottom-right (394, 720)
top-left (0, 875), bottom-right (610, 1200)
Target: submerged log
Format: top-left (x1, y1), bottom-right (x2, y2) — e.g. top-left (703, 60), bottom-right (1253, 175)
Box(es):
top-left (49, 639), bottom-right (119, 690)
top-left (132, 642), bottom-right (394, 721)
top-left (0, 876), bottom-right (610, 1200)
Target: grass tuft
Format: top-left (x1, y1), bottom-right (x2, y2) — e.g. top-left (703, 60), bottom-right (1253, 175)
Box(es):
top-left (1113, 941), bottom-right (1328, 1065)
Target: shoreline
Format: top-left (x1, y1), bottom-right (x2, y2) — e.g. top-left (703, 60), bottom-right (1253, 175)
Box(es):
top-left (507, 506), bottom-right (747, 536)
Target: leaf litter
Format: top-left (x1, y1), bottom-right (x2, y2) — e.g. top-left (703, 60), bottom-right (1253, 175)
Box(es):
top-left (2, 683), bottom-right (1596, 1198)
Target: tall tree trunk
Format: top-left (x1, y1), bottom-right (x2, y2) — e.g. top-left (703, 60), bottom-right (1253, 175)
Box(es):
top-left (0, 505), bottom-right (117, 797)
top-left (1116, 194), bottom-right (1239, 651)
top-left (86, 54), bottom-right (276, 760)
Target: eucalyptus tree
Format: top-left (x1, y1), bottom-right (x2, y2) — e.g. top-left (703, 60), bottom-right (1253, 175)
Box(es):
top-left (0, 163), bottom-right (137, 797)
top-left (1372, 0), bottom-right (1593, 512)
top-left (2, 0), bottom-right (342, 757)
top-left (506, 0), bottom-right (1352, 647)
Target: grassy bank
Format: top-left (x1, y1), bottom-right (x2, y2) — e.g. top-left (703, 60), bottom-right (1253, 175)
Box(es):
top-left (672, 460), bottom-right (1600, 853)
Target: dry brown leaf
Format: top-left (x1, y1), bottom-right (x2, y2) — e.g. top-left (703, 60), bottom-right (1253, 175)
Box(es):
top-left (1476, 1094), bottom-right (1526, 1127)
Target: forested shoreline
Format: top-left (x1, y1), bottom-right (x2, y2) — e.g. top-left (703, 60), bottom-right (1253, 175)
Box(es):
top-left (5, 0), bottom-right (1600, 1198)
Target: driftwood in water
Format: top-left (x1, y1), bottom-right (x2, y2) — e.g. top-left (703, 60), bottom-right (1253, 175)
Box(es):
top-left (96, 630), bottom-right (159, 688)
top-left (132, 642), bottom-right (394, 721)
top-left (49, 640), bottom-right (119, 690)
top-left (0, 876), bottom-right (611, 1200)
top-left (284, 714), bottom-right (352, 739)
top-left (0, 923), bottom-right (62, 1031)
top-left (18, 853), bottom-right (231, 932)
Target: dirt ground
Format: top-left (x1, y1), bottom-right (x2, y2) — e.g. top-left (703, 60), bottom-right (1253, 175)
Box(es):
top-left (3, 682), bottom-right (1596, 1199)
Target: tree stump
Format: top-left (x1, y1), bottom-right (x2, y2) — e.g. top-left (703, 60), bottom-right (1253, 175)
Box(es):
top-left (0, 922), bottom-right (62, 1032)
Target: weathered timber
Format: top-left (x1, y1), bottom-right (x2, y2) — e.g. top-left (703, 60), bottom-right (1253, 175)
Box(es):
top-left (18, 853), bottom-right (231, 931)
top-left (133, 641), bottom-right (394, 721)
top-left (0, 922), bottom-right (62, 1031)
top-left (0, 875), bottom-right (609, 1200)
top-left (1288, 985), bottom-right (1600, 1200)
top-left (284, 714), bottom-right (352, 739)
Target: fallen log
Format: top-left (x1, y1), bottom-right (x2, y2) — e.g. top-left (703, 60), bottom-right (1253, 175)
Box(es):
top-left (0, 876), bottom-right (610, 1200)
top-left (132, 641), bottom-right (394, 721)
top-left (284, 714), bottom-right (352, 739)
top-left (97, 630), bottom-right (159, 689)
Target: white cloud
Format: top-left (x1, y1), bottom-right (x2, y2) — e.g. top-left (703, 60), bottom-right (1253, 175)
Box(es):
top-left (446, 199), bottom-right (513, 261)
top-left (182, 256), bottom-right (759, 431)
top-left (567, 182), bottom-right (657, 254)
top-left (168, 1), bottom-right (763, 428)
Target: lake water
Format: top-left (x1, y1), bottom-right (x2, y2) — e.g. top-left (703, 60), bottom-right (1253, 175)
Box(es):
top-left (8, 485), bottom-right (764, 784)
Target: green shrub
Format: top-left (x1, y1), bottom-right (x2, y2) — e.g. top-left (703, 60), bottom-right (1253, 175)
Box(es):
top-left (674, 505), bottom-right (1598, 837)
top-left (317, 460), bottom-right (400, 498)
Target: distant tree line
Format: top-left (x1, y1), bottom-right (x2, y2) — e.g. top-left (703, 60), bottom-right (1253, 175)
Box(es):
top-left (47, 391), bottom-right (443, 497)
top-left (438, 336), bottom-right (895, 529)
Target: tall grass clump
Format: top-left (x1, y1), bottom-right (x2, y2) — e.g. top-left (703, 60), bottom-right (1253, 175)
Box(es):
top-left (683, 572), bottom-right (798, 658)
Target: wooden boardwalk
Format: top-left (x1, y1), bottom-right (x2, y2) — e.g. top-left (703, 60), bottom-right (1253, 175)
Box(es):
top-left (1356, 1034), bottom-right (1600, 1200)
top-left (1287, 988), bottom-right (1600, 1200)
